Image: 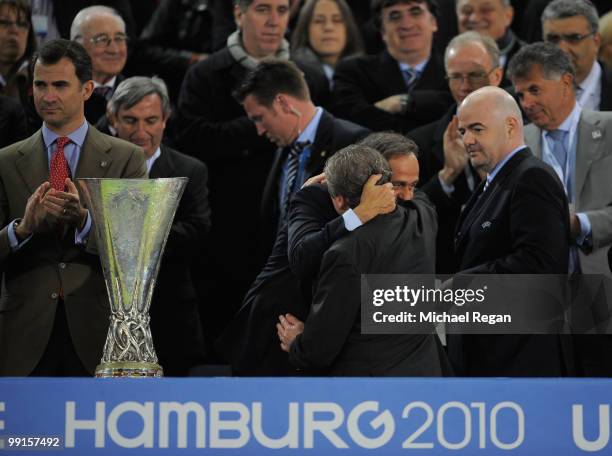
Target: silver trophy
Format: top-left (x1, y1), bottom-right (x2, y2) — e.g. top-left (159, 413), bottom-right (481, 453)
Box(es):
top-left (78, 178), bottom-right (188, 378)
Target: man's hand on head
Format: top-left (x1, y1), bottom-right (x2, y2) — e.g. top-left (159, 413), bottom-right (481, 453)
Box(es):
top-left (353, 174), bottom-right (396, 224)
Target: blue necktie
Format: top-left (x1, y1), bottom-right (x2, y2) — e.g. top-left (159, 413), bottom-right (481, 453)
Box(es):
top-left (280, 141), bottom-right (309, 221)
top-left (402, 68), bottom-right (419, 90)
top-left (548, 129), bottom-right (568, 169)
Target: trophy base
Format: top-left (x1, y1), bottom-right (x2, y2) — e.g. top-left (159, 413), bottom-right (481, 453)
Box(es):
top-left (95, 361), bottom-right (163, 378)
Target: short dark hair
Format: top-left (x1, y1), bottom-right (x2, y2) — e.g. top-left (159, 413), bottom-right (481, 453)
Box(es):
top-left (0, 0), bottom-right (37, 65)
top-left (235, 0), bottom-right (289, 11)
top-left (32, 38), bottom-right (92, 84)
top-left (541, 0), bottom-right (599, 34)
top-left (325, 144), bottom-right (392, 208)
top-left (373, 0), bottom-right (438, 28)
top-left (234, 59), bottom-right (310, 106)
top-left (291, 0), bottom-right (363, 59)
top-left (358, 132), bottom-right (419, 159)
top-left (507, 41), bottom-right (575, 82)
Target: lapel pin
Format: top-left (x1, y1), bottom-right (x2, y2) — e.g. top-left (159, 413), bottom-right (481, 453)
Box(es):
top-left (481, 221), bottom-right (492, 229)
top-left (100, 161), bottom-right (108, 168)
top-left (320, 150), bottom-right (327, 158)
top-left (592, 130), bottom-right (602, 140)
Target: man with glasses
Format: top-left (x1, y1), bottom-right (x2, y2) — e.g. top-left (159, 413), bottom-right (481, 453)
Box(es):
top-left (408, 31), bottom-right (502, 273)
top-left (332, 0), bottom-right (452, 133)
top-left (455, 0), bottom-right (523, 87)
top-left (70, 6), bottom-right (128, 127)
top-left (542, 0), bottom-right (612, 111)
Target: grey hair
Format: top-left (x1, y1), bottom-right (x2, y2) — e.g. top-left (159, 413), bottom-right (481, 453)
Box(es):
top-left (70, 5), bottom-right (126, 41)
top-left (506, 41), bottom-right (576, 82)
top-left (456, 0), bottom-right (511, 9)
top-left (108, 76), bottom-right (171, 116)
top-left (541, 0), bottom-right (599, 34)
top-left (324, 144), bottom-right (391, 208)
top-left (444, 31), bottom-right (501, 70)
top-left (358, 132), bottom-right (419, 160)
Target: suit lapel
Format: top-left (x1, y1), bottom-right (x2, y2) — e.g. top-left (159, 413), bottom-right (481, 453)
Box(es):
top-left (306, 110), bottom-right (333, 176)
top-left (75, 125), bottom-right (113, 178)
top-left (379, 52), bottom-right (410, 96)
top-left (15, 131), bottom-right (48, 193)
top-left (575, 111), bottom-right (605, 201)
top-left (150, 146), bottom-right (174, 178)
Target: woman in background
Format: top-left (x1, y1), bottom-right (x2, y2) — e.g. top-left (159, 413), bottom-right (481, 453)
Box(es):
top-left (291, 0), bottom-right (362, 89)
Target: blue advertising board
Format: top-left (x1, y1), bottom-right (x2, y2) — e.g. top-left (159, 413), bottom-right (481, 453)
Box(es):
top-left (0, 378), bottom-right (610, 454)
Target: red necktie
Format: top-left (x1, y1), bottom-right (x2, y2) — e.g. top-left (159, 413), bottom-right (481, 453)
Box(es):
top-left (50, 136), bottom-right (70, 191)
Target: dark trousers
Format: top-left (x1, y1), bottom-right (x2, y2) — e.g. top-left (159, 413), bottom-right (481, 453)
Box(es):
top-left (30, 299), bottom-right (90, 377)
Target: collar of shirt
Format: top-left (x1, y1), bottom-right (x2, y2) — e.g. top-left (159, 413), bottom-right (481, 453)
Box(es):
top-left (541, 101), bottom-right (582, 153)
top-left (486, 144), bottom-right (526, 186)
top-left (577, 61), bottom-right (601, 111)
top-left (93, 76), bottom-right (117, 90)
top-left (296, 106), bottom-right (323, 146)
top-left (398, 57), bottom-right (429, 76)
top-left (42, 120), bottom-right (89, 175)
top-left (146, 147), bottom-right (162, 174)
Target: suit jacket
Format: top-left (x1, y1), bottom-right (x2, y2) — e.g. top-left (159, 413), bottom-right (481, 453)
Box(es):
top-left (215, 184), bottom-right (345, 375)
top-left (451, 148), bottom-right (571, 376)
top-left (597, 63), bottom-right (612, 112)
top-left (148, 145), bottom-right (210, 375)
top-left (332, 51), bottom-right (453, 133)
top-left (85, 74), bottom-right (125, 127)
top-left (0, 95), bottom-right (27, 149)
top-left (524, 109), bottom-right (612, 276)
top-left (260, 110), bottom-right (369, 252)
top-left (408, 105), bottom-right (480, 273)
top-left (0, 125), bottom-right (146, 376)
top-left (290, 196), bottom-right (443, 376)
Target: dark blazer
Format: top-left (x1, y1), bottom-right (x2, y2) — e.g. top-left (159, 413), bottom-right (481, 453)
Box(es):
top-left (599, 63), bottom-right (612, 111)
top-left (332, 51), bottom-right (453, 133)
top-left (290, 196), bottom-right (443, 376)
top-left (0, 95), bottom-right (27, 149)
top-left (0, 126), bottom-right (146, 376)
top-left (408, 104), bottom-right (479, 273)
top-left (215, 184), bottom-right (345, 375)
top-left (85, 75), bottom-right (125, 127)
top-left (148, 145), bottom-right (211, 375)
top-left (260, 110), bottom-right (369, 251)
top-left (450, 148), bottom-right (572, 377)
top-left (608, 245), bottom-right (612, 273)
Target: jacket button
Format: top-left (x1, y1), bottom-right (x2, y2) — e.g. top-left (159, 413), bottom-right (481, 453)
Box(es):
top-left (51, 292), bottom-right (59, 299)
top-left (59, 263), bottom-right (66, 269)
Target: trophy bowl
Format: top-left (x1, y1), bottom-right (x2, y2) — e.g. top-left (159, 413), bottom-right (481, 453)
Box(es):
top-left (78, 178), bottom-right (188, 378)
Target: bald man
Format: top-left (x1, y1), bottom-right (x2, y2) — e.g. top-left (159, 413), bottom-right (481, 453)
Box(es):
top-left (450, 86), bottom-right (573, 377)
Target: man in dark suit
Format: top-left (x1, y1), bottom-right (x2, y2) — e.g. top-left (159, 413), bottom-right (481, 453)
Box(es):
top-left (278, 144), bottom-right (442, 376)
top-left (455, 0), bottom-right (524, 87)
top-left (542, 0), bottom-right (612, 112)
top-left (332, 0), bottom-right (452, 133)
top-left (109, 76), bottom-right (210, 376)
top-left (235, 59), bottom-right (369, 246)
top-left (408, 31), bottom-right (502, 273)
top-left (450, 86), bottom-right (571, 377)
top-left (174, 0), bottom-right (329, 335)
top-left (0, 94), bottom-right (27, 148)
top-left (70, 6), bottom-right (128, 127)
top-left (0, 39), bottom-right (146, 376)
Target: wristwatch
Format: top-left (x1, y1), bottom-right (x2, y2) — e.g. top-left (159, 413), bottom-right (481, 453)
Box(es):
top-left (400, 93), bottom-right (410, 114)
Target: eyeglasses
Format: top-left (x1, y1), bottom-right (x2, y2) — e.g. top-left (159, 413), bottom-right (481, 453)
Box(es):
top-left (87, 34), bottom-right (129, 48)
top-left (544, 32), bottom-right (595, 45)
top-left (445, 68), bottom-right (497, 86)
top-left (0, 19), bottom-right (29, 30)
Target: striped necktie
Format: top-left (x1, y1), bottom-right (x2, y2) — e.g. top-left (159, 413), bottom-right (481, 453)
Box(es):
top-left (402, 68), bottom-right (419, 90)
top-left (280, 141), bottom-right (310, 221)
